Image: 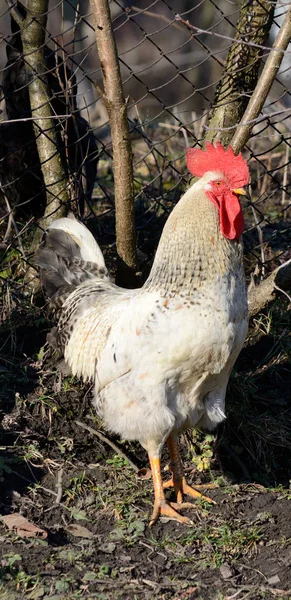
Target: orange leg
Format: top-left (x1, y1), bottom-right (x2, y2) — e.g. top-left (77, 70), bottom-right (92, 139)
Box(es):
top-left (163, 434), bottom-right (216, 505)
top-left (149, 455), bottom-right (193, 526)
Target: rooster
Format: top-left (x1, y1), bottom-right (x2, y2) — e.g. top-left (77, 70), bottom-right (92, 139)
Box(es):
top-left (35, 142), bottom-right (250, 525)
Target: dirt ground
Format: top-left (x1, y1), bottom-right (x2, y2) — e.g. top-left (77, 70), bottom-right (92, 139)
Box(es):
top-left (0, 298), bottom-right (291, 600)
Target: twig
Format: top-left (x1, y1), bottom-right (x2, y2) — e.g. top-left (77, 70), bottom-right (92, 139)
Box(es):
top-left (273, 283), bottom-right (291, 306)
top-left (236, 562), bottom-right (268, 581)
top-left (135, 104), bottom-right (162, 190)
top-left (55, 466), bottom-right (64, 505)
top-left (0, 115), bottom-right (72, 124)
top-left (158, 121), bottom-right (189, 147)
top-left (281, 143), bottom-right (290, 205)
top-left (6, 466), bottom-right (69, 509)
top-left (3, 197), bottom-right (14, 242)
top-left (130, 5), bottom-right (184, 32)
top-left (176, 14), bottom-right (291, 54)
top-left (251, 205), bottom-right (265, 280)
top-left (75, 420), bottom-right (139, 472)
top-left (225, 590), bottom-right (250, 600)
top-left (4, 196), bottom-right (26, 258)
top-left (204, 107), bottom-right (291, 133)
top-left (231, 6), bottom-right (291, 153)
top-left (261, 588), bottom-right (291, 597)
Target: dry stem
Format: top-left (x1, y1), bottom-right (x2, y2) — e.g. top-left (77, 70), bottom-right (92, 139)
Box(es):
top-left (75, 420), bottom-right (139, 472)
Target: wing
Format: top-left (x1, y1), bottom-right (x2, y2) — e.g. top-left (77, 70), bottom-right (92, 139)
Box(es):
top-left (60, 279), bottom-right (132, 381)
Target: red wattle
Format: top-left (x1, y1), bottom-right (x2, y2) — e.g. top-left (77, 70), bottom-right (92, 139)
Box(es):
top-left (206, 191), bottom-right (244, 240)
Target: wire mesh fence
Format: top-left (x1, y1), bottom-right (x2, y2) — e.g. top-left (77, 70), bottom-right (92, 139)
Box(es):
top-left (0, 0), bottom-right (290, 294)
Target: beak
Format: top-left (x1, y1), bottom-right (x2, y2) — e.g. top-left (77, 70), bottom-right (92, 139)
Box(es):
top-left (232, 187), bottom-right (247, 196)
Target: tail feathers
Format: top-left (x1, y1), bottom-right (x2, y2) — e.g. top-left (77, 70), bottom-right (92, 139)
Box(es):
top-left (48, 217), bottom-right (107, 271)
top-left (35, 218), bottom-right (109, 302)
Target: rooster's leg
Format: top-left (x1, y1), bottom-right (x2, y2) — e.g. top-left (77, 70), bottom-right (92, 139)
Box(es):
top-left (148, 454), bottom-right (192, 526)
top-left (164, 434), bottom-right (215, 505)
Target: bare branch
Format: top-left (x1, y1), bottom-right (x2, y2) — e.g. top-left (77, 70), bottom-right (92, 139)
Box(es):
top-left (248, 260), bottom-right (291, 317)
top-left (176, 14), bottom-right (291, 55)
top-left (90, 0), bottom-right (137, 282)
top-left (6, 0), bottom-right (25, 28)
top-left (181, 1), bottom-right (291, 317)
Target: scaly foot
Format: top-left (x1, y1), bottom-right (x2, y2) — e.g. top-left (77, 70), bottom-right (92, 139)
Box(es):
top-left (148, 454), bottom-right (194, 526)
top-left (163, 475), bottom-right (216, 505)
top-left (150, 498), bottom-right (194, 526)
top-left (164, 434), bottom-right (217, 505)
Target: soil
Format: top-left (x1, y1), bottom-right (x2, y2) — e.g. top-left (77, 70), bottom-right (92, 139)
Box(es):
top-left (1, 199), bottom-right (291, 600)
top-left (0, 303), bottom-right (291, 600)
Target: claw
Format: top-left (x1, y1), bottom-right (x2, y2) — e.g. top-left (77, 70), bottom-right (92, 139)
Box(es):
top-left (164, 476), bottom-right (216, 505)
top-left (149, 499), bottom-right (193, 526)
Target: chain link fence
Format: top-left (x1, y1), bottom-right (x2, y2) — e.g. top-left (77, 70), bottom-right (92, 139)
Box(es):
top-left (0, 0), bottom-right (290, 291)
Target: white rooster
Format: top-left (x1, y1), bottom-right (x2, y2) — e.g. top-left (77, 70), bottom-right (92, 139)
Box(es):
top-left (35, 142), bottom-right (250, 525)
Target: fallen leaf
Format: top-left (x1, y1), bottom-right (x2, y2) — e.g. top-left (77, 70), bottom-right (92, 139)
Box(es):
top-left (1, 513), bottom-right (47, 539)
top-left (99, 542), bottom-right (116, 553)
top-left (137, 468), bottom-right (152, 480)
top-left (268, 574), bottom-right (281, 586)
top-left (172, 587), bottom-right (199, 600)
top-left (220, 564), bottom-right (233, 579)
top-left (66, 524), bottom-right (93, 539)
top-left (69, 509), bottom-right (88, 521)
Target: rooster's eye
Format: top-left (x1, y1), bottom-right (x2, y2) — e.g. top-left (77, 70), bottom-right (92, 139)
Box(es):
top-left (215, 181), bottom-right (221, 186)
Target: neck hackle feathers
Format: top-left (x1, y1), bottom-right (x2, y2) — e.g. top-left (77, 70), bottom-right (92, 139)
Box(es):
top-left (186, 142), bottom-right (250, 189)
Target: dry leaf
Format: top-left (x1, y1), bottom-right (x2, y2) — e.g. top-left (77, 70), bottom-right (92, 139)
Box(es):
top-left (219, 564), bottom-right (233, 580)
top-left (99, 542), bottom-right (116, 553)
top-left (66, 524), bottom-right (94, 539)
top-left (1, 513), bottom-right (47, 539)
top-left (136, 468), bottom-right (152, 480)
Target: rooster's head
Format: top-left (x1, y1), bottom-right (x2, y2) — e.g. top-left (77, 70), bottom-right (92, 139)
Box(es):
top-left (186, 142), bottom-right (250, 240)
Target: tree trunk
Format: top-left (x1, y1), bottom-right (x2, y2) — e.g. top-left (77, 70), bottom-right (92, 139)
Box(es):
top-left (204, 0), bottom-right (275, 147)
top-left (90, 0), bottom-right (137, 285)
top-left (231, 6), bottom-right (291, 153)
top-left (19, 0), bottom-right (69, 242)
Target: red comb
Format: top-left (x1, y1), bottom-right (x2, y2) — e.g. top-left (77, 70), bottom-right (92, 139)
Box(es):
top-left (186, 142), bottom-right (249, 188)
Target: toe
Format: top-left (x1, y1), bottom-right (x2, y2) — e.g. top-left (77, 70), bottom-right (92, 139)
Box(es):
top-left (182, 479), bottom-right (216, 504)
top-left (149, 500), bottom-right (192, 525)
